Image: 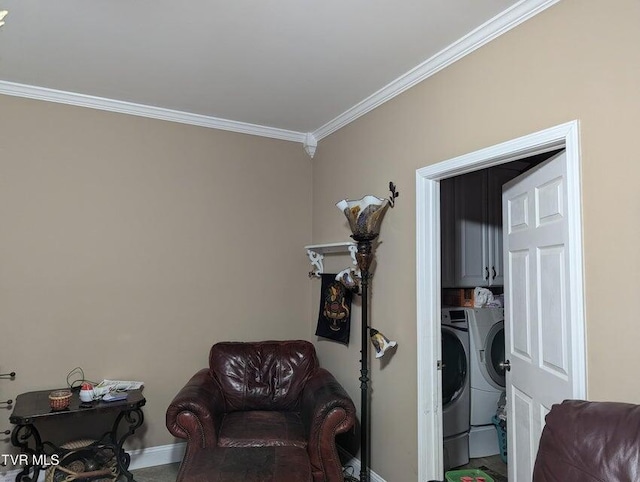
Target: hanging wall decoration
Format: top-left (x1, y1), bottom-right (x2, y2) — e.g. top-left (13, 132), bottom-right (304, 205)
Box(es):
top-left (315, 273), bottom-right (352, 344)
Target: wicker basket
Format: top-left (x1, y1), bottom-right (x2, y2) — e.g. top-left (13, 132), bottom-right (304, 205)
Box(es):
top-left (45, 439), bottom-right (118, 482)
top-left (48, 390), bottom-right (72, 411)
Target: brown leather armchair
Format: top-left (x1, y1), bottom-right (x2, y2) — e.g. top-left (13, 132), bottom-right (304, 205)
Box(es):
top-left (533, 399), bottom-right (640, 481)
top-left (166, 340), bottom-right (356, 482)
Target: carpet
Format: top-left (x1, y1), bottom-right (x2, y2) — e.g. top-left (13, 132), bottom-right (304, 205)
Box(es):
top-left (479, 465), bottom-right (508, 482)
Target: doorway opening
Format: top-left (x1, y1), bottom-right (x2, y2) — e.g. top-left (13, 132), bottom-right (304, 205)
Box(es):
top-left (415, 121), bottom-right (586, 481)
top-left (440, 149), bottom-right (560, 479)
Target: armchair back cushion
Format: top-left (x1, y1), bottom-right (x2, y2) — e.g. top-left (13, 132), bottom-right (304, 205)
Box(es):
top-left (533, 399), bottom-right (640, 482)
top-left (209, 340), bottom-right (319, 412)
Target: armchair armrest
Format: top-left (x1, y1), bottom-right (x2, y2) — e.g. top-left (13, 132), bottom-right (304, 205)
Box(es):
top-left (166, 368), bottom-right (226, 450)
top-left (301, 368), bottom-right (356, 481)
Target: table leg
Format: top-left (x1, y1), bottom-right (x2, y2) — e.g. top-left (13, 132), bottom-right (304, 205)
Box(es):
top-left (10, 424), bottom-right (42, 482)
top-left (110, 407), bottom-right (144, 481)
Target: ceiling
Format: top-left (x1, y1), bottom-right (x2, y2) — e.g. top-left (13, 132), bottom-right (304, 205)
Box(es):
top-left (0, 0), bottom-right (556, 147)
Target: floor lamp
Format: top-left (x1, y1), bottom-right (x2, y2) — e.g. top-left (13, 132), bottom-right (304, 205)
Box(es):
top-left (336, 183), bottom-right (398, 482)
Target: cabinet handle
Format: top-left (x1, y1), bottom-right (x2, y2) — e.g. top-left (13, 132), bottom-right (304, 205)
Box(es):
top-left (492, 266), bottom-right (497, 279)
top-left (485, 267), bottom-right (489, 280)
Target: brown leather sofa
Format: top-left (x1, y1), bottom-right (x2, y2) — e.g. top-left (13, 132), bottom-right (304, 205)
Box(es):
top-left (166, 340), bottom-right (356, 482)
top-left (533, 399), bottom-right (640, 481)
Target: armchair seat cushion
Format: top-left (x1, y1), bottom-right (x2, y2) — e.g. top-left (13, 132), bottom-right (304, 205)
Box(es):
top-left (218, 411), bottom-right (307, 448)
top-left (181, 446), bottom-right (312, 482)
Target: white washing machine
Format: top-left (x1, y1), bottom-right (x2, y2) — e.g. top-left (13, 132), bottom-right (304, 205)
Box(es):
top-left (467, 307), bottom-right (506, 458)
top-left (441, 308), bottom-right (471, 469)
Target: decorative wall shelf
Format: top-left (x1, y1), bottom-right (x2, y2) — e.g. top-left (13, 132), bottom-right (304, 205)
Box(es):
top-left (305, 242), bottom-right (357, 278)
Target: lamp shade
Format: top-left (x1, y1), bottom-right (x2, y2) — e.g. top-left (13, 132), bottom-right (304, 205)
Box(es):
top-left (335, 266), bottom-right (360, 292)
top-left (336, 195), bottom-right (389, 240)
top-left (370, 328), bottom-right (398, 358)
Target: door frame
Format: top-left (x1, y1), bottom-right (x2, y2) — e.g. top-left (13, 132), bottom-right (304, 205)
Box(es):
top-left (415, 120), bottom-right (586, 480)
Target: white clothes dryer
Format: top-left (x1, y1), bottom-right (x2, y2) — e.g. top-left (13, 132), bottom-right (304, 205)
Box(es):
top-left (441, 308), bottom-right (471, 469)
top-left (467, 307), bottom-right (506, 457)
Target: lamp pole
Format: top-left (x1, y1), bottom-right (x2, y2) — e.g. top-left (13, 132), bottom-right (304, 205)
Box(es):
top-left (354, 236), bottom-right (375, 482)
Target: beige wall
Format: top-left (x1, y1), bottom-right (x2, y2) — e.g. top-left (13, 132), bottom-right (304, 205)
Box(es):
top-left (0, 95), bottom-right (312, 458)
top-left (312, 0), bottom-right (640, 479)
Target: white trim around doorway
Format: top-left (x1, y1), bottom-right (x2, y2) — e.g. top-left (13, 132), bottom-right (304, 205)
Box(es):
top-left (415, 120), bottom-right (586, 480)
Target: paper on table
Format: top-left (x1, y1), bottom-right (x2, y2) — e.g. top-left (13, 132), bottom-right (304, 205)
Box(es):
top-left (94, 379), bottom-right (144, 397)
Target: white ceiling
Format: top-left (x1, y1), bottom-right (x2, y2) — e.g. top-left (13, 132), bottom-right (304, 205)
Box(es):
top-left (0, 0), bottom-right (556, 145)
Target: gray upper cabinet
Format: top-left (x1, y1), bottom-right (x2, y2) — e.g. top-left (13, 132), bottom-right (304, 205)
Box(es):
top-left (441, 167), bottom-right (521, 288)
top-left (455, 169), bottom-right (489, 287)
top-left (440, 177), bottom-right (456, 288)
top-left (486, 167), bottom-right (522, 286)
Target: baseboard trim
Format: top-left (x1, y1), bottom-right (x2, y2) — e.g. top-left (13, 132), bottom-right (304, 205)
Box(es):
top-left (339, 447), bottom-right (386, 482)
top-left (127, 442), bottom-right (186, 470)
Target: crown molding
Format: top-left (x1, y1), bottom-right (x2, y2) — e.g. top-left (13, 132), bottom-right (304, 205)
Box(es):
top-left (0, 80), bottom-right (307, 144)
top-left (303, 132), bottom-right (318, 158)
top-left (312, 0), bottom-right (561, 141)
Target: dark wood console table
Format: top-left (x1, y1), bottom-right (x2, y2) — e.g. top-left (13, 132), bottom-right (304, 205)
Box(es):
top-left (9, 388), bottom-right (145, 482)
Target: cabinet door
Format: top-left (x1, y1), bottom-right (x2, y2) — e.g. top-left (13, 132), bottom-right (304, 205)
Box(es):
top-left (454, 170), bottom-right (489, 287)
top-left (440, 178), bottom-right (456, 288)
top-left (487, 167), bottom-right (521, 285)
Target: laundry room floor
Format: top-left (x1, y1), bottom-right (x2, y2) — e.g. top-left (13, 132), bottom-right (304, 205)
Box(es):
top-left (457, 455), bottom-right (507, 481)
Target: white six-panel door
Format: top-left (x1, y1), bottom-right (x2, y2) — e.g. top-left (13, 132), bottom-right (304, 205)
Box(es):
top-left (502, 150), bottom-right (579, 481)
